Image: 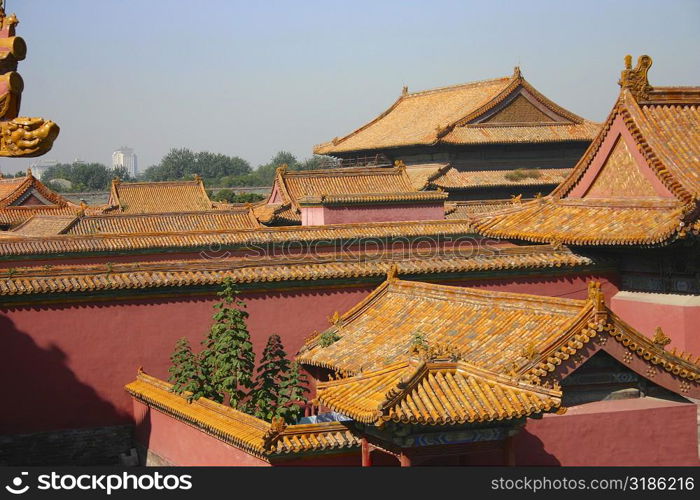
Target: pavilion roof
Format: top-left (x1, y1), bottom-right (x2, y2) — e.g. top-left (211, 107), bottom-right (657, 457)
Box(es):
top-left (315, 359), bottom-right (562, 426)
top-left (298, 278), bottom-right (700, 392)
top-left (472, 56), bottom-right (700, 246)
top-left (107, 177), bottom-right (213, 213)
top-left (314, 68), bottom-right (598, 155)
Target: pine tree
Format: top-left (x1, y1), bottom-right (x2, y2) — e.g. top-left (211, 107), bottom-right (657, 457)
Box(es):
top-left (277, 361), bottom-right (310, 424)
top-left (200, 277), bottom-right (256, 410)
top-left (250, 334), bottom-right (290, 421)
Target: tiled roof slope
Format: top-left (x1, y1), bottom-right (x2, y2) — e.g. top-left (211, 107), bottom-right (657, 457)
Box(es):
top-left (315, 359), bottom-right (562, 426)
top-left (65, 209), bottom-right (260, 235)
top-left (429, 167), bottom-right (570, 190)
top-left (0, 245), bottom-right (595, 298)
top-left (473, 56), bottom-right (700, 246)
top-left (126, 370), bottom-right (359, 459)
top-left (298, 279), bottom-right (700, 389)
top-left (314, 68), bottom-right (598, 155)
top-left (12, 215), bottom-right (78, 236)
top-left (445, 199), bottom-right (533, 219)
top-left (107, 177), bottom-right (213, 213)
top-left (0, 219), bottom-right (476, 258)
top-left (0, 173), bottom-right (76, 208)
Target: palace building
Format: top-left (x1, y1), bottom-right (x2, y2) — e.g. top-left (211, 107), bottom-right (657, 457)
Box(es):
top-left (0, 7), bottom-right (696, 467)
top-left (314, 68), bottom-right (599, 201)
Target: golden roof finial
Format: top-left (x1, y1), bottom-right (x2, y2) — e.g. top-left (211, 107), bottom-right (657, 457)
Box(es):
top-left (652, 326), bottom-right (671, 348)
top-left (618, 54), bottom-right (653, 100)
top-left (394, 159), bottom-right (406, 170)
top-left (113, 176), bottom-right (121, 186)
top-left (387, 264), bottom-right (399, 281)
top-left (402, 85), bottom-right (408, 96)
top-left (278, 163), bottom-right (288, 174)
top-left (26, 167), bottom-right (32, 177)
top-left (513, 66), bottom-right (522, 79)
top-left (193, 173), bottom-right (202, 182)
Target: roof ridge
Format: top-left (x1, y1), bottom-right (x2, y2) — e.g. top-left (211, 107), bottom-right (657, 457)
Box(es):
top-left (404, 76), bottom-right (511, 98)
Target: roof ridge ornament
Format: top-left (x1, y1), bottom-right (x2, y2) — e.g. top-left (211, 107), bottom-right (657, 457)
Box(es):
top-left (652, 326), bottom-right (671, 348)
top-left (619, 54), bottom-right (653, 100)
top-left (402, 85), bottom-right (408, 96)
top-left (512, 66), bottom-right (522, 79)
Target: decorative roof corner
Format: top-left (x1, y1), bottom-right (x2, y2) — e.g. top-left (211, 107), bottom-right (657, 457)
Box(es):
top-left (512, 65), bottom-right (522, 79)
top-left (619, 54), bottom-right (653, 101)
top-left (401, 85), bottom-right (408, 96)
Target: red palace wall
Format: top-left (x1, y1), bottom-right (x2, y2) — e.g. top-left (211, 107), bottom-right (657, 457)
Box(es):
top-left (131, 397), bottom-right (698, 466)
top-left (611, 292), bottom-right (700, 356)
top-left (0, 272), bottom-right (618, 435)
top-left (516, 398), bottom-right (700, 466)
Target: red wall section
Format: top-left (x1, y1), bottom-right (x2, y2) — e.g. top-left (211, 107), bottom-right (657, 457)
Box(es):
top-left (132, 401), bottom-right (269, 466)
top-left (516, 398), bottom-right (700, 466)
top-left (611, 291), bottom-right (700, 356)
top-left (0, 272), bottom-right (618, 435)
top-left (301, 203), bottom-right (445, 226)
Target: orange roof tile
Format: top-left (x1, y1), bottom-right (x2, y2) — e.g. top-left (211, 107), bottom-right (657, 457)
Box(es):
top-left (0, 205), bottom-right (80, 228)
top-left (125, 371), bottom-right (359, 459)
top-left (472, 56), bottom-right (700, 246)
top-left (12, 215), bottom-right (77, 236)
top-left (108, 178), bottom-right (213, 213)
top-left (316, 359), bottom-right (562, 426)
top-left (0, 173), bottom-right (76, 208)
top-left (65, 209), bottom-right (260, 235)
top-left (298, 279), bottom-right (700, 388)
top-left (430, 167), bottom-right (571, 190)
top-left (445, 199), bottom-right (532, 219)
top-left (314, 69), bottom-right (598, 155)
top-left (0, 219), bottom-right (476, 257)
top-left (0, 245), bottom-right (595, 298)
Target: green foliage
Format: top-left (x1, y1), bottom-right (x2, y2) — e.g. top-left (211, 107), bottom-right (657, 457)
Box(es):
top-left (277, 362), bottom-right (310, 425)
top-left (411, 330), bottom-right (428, 351)
top-left (211, 189), bottom-right (265, 204)
top-left (166, 278), bottom-right (309, 424)
top-left (41, 162), bottom-right (124, 191)
top-left (168, 338), bottom-right (201, 400)
top-left (250, 334), bottom-right (291, 421)
top-left (504, 168), bottom-right (542, 182)
top-left (141, 148), bottom-right (251, 182)
top-left (319, 329), bottom-right (340, 347)
top-left (200, 277), bottom-right (256, 410)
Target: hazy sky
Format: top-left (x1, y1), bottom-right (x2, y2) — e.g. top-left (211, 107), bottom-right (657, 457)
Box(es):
top-left (2, 0), bottom-right (699, 174)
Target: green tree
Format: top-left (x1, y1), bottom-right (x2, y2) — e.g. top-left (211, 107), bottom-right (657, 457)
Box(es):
top-left (250, 334), bottom-right (290, 421)
top-left (200, 277), bottom-right (256, 410)
top-left (168, 337), bottom-right (201, 400)
top-left (277, 361), bottom-right (309, 424)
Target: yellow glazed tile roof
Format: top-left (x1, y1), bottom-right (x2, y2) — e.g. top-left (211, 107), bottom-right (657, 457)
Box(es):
top-left (430, 167), bottom-right (571, 190)
top-left (125, 371), bottom-right (358, 459)
top-left (472, 57), bottom-right (700, 246)
top-left (316, 359), bottom-right (562, 426)
top-left (445, 199), bottom-right (533, 219)
top-left (0, 173), bottom-right (76, 208)
top-left (108, 178), bottom-right (213, 213)
top-left (0, 205), bottom-right (80, 228)
top-left (12, 215), bottom-right (78, 236)
top-left (65, 209), bottom-right (260, 235)
top-left (0, 244), bottom-right (595, 297)
top-left (298, 279), bottom-right (700, 386)
top-left (314, 70), bottom-right (598, 155)
top-left (0, 219), bottom-right (476, 257)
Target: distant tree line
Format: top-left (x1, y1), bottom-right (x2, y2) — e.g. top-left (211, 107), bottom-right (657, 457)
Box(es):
top-left (41, 163), bottom-right (132, 192)
top-left (36, 149), bottom-right (336, 193)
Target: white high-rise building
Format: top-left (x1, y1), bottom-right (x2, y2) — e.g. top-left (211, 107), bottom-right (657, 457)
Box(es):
top-left (112, 147), bottom-right (138, 178)
top-left (29, 159), bottom-right (58, 180)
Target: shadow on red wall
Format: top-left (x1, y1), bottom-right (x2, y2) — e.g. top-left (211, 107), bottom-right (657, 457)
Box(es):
top-left (0, 314), bottom-right (129, 434)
